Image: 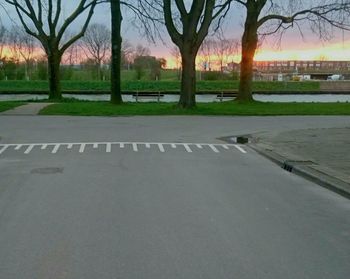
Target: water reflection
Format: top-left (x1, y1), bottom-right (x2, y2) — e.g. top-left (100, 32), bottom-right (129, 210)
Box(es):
top-left (1, 94), bottom-right (350, 103)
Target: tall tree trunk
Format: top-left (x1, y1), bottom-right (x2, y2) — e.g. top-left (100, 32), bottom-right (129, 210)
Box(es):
top-left (237, 13), bottom-right (259, 102)
top-left (179, 49), bottom-right (196, 108)
top-left (47, 52), bottom-right (62, 100)
top-left (110, 0), bottom-right (123, 104)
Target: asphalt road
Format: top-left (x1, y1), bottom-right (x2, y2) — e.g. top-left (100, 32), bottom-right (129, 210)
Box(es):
top-left (0, 116), bottom-right (349, 279)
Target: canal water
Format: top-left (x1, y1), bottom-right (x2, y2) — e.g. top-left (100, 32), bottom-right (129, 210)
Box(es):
top-left (1, 94), bottom-right (350, 103)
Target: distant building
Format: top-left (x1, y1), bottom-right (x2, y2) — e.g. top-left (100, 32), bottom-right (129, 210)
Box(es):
top-left (227, 60), bottom-right (350, 72)
top-left (253, 60), bottom-right (350, 72)
top-left (227, 60), bottom-right (350, 81)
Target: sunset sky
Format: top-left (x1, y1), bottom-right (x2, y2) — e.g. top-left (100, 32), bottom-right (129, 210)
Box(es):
top-left (0, 1), bottom-right (349, 68)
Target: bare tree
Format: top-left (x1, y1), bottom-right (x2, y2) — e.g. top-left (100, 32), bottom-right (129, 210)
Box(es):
top-left (81, 23), bottom-right (111, 80)
top-left (7, 27), bottom-right (20, 62)
top-left (213, 37), bottom-right (239, 72)
top-left (170, 46), bottom-right (181, 80)
top-left (0, 24), bottom-right (7, 61)
top-left (4, 0), bottom-right (100, 99)
top-left (232, 0), bottom-right (350, 101)
top-left (109, 0), bottom-right (163, 104)
top-left (200, 38), bottom-right (215, 71)
top-left (134, 44), bottom-right (151, 58)
top-left (110, 0), bottom-right (123, 104)
top-left (162, 0), bottom-right (232, 108)
top-left (63, 41), bottom-right (81, 66)
top-left (121, 40), bottom-right (134, 70)
top-left (8, 27), bottom-right (38, 80)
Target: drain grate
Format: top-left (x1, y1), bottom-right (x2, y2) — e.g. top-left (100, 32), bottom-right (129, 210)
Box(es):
top-left (283, 162), bottom-right (294, 172)
top-left (282, 160), bottom-right (314, 173)
top-left (218, 135), bottom-right (251, 144)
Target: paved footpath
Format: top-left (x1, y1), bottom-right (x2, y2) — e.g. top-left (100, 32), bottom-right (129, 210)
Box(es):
top-left (0, 103), bottom-right (52, 115)
top-left (253, 127), bottom-right (350, 196)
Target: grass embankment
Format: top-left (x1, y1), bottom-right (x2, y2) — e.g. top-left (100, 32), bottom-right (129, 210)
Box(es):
top-left (0, 101), bottom-right (25, 112)
top-left (39, 101), bottom-right (350, 116)
top-left (0, 80), bottom-right (320, 92)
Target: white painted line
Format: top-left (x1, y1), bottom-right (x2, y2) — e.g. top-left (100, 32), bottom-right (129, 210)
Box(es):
top-left (106, 143), bottom-right (112, 153)
top-left (158, 143), bottom-right (165, 152)
top-left (79, 143), bottom-right (86, 153)
top-left (234, 145), bottom-right (247, 154)
top-left (0, 141), bottom-right (249, 155)
top-left (51, 144), bottom-right (60, 154)
top-left (209, 144), bottom-right (219, 153)
top-left (24, 145), bottom-right (35, 154)
top-left (183, 144), bottom-right (192, 153)
top-left (0, 145), bottom-right (8, 154)
top-left (15, 144), bottom-right (23, 150)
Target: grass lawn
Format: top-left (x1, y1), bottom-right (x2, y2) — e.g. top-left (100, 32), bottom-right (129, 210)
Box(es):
top-left (39, 101), bottom-right (350, 116)
top-left (0, 80), bottom-right (320, 93)
top-left (0, 102), bottom-right (25, 112)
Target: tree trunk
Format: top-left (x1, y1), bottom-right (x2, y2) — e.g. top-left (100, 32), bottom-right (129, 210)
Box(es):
top-left (97, 61), bottom-right (102, 81)
top-left (179, 50), bottom-right (196, 108)
top-left (110, 0), bottom-right (123, 104)
top-left (237, 12), bottom-right (259, 102)
top-left (47, 52), bottom-right (62, 100)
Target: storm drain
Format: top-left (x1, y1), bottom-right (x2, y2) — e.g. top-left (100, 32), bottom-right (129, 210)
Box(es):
top-left (283, 162), bottom-right (294, 172)
top-left (282, 161), bottom-right (314, 173)
top-left (219, 135), bottom-right (252, 144)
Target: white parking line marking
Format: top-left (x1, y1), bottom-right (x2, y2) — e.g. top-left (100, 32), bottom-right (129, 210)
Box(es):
top-left (234, 145), bottom-right (247, 154)
top-left (158, 143), bottom-right (165, 152)
top-left (52, 144), bottom-right (60, 154)
top-left (15, 144), bottom-right (23, 150)
top-left (208, 144), bottom-right (219, 153)
top-left (79, 144), bottom-right (86, 153)
top-left (183, 144), bottom-right (192, 153)
top-left (106, 143), bottom-right (112, 153)
top-left (24, 145), bottom-right (35, 154)
top-left (0, 145), bottom-right (8, 154)
top-left (0, 142), bottom-right (248, 155)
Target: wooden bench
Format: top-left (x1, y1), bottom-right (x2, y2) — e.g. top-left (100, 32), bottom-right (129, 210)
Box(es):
top-left (132, 91), bottom-right (164, 102)
top-left (216, 92), bottom-right (237, 102)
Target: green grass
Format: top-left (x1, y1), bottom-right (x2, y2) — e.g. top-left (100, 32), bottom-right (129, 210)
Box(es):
top-left (0, 101), bottom-right (25, 112)
top-left (0, 80), bottom-right (320, 93)
top-left (39, 101), bottom-right (350, 116)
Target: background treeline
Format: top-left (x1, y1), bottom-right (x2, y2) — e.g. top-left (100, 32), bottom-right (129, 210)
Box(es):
top-left (0, 23), bottom-right (240, 82)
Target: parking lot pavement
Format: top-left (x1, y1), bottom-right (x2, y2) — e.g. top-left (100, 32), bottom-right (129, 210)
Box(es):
top-left (0, 133), bottom-right (349, 279)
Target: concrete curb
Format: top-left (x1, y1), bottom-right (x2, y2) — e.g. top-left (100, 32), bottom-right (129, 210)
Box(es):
top-left (250, 143), bottom-right (350, 199)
